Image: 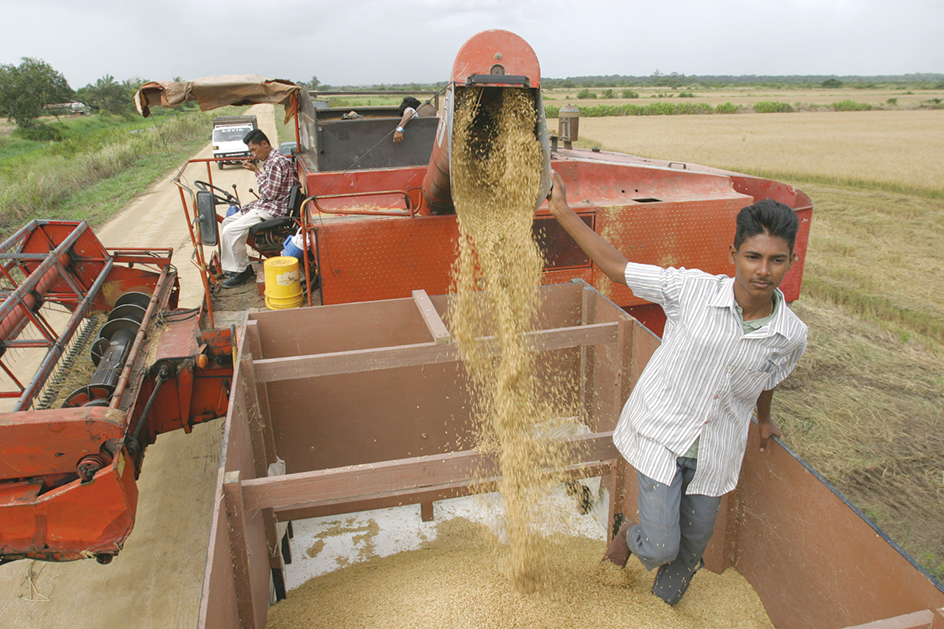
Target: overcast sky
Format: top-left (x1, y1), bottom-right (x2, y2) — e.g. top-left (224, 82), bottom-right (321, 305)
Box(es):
top-left (2, 0), bottom-right (942, 90)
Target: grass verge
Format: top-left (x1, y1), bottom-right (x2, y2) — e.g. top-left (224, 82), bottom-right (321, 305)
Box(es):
top-left (0, 108), bottom-right (243, 239)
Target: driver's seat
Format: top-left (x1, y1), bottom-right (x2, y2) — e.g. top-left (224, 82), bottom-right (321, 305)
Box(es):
top-left (248, 184), bottom-right (304, 256)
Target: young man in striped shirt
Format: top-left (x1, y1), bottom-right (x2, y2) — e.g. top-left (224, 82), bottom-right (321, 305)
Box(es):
top-left (548, 170), bottom-right (808, 605)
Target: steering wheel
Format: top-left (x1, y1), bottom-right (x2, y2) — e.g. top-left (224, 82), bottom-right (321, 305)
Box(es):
top-left (195, 180), bottom-right (240, 206)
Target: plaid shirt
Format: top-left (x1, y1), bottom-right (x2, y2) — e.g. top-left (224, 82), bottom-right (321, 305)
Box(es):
top-left (242, 149), bottom-right (298, 218)
top-left (614, 262), bottom-right (807, 497)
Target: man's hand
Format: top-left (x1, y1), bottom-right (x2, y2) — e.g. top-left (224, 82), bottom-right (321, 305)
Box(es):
top-left (241, 159), bottom-right (260, 173)
top-left (758, 417), bottom-right (781, 452)
top-left (393, 129), bottom-right (404, 144)
top-left (548, 171), bottom-right (571, 219)
top-left (755, 389), bottom-right (780, 452)
top-left (546, 169), bottom-right (628, 285)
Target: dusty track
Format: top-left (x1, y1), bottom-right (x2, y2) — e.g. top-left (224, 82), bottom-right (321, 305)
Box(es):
top-left (0, 104), bottom-right (277, 628)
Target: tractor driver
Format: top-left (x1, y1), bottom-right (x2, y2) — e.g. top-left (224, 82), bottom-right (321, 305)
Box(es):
top-left (219, 129), bottom-right (299, 289)
top-left (547, 170), bottom-right (808, 605)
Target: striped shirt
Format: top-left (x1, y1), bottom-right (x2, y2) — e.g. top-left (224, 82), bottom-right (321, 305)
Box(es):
top-left (614, 262), bottom-right (808, 496)
top-left (242, 149), bottom-right (298, 218)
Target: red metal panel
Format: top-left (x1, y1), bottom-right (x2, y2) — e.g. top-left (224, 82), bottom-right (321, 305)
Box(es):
top-left (137, 314), bottom-right (231, 440)
top-left (450, 30), bottom-right (542, 87)
top-left (318, 215), bottom-right (459, 305)
top-left (591, 197), bottom-right (749, 307)
top-left (553, 158), bottom-right (747, 204)
top-left (18, 222), bottom-right (110, 297)
top-left (0, 406), bottom-right (123, 478)
top-left (0, 448), bottom-right (138, 561)
top-left (305, 166), bottom-right (427, 198)
top-left (305, 152), bottom-right (811, 331)
top-left (98, 258), bottom-right (176, 312)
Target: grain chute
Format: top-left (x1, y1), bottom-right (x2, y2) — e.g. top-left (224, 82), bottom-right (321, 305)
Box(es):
top-left (422, 29), bottom-right (552, 215)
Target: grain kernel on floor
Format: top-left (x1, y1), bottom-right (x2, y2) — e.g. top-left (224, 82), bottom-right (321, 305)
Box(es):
top-left (266, 518), bottom-right (773, 629)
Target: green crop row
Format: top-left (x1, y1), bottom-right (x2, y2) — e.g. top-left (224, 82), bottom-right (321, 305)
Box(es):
top-left (546, 101), bottom-right (718, 117)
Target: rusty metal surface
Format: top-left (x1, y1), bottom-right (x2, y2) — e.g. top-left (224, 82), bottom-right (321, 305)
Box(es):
top-left (733, 427), bottom-right (944, 629)
top-left (302, 148), bottom-right (813, 329)
top-left (315, 214), bottom-right (459, 305)
top-left (0, 443), bottom-right (138, 562)
top-left (141, 315), bottom-right (232, 441)
top-left (449, 29), bottom-right (542, 87)
top-left (0, 406), bottom-right (124, 478)
top-left (0, 222), bottom-right (231, 564)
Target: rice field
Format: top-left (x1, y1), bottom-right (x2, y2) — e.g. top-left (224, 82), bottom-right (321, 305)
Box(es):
top-left (545, 85), bottom-right (944, 109)
top-left (576, 110), bottom-right (944, 193)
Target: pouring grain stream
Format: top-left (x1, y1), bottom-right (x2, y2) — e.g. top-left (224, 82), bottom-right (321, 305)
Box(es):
top-left (448, 86), bottom-right (572, 592)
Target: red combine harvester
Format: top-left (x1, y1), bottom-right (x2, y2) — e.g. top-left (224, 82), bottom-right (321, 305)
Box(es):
top-left (153, 31), bottom-right (810, 340)
top-left (144, 30), bottom-right (940, 629)
top-left (0, 221), bottom-right (233, 564)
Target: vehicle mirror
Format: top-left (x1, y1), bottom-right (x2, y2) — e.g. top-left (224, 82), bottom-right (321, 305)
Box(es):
top-left (195, 191), bottom-right (219, 246)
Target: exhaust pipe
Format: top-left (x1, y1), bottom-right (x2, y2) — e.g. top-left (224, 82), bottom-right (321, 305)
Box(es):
top-left (422, 30), bottom-right (551, 215)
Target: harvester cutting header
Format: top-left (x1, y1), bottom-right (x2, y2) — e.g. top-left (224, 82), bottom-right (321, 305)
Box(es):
top-left (0, 221), bottom-right (232, 564)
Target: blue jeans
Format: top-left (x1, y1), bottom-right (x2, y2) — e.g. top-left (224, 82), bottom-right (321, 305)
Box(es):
top-left (626, 457), bottom-right (721, 572)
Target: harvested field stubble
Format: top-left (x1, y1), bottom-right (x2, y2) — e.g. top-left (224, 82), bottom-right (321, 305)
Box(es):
top-left (576, 110), bottom-right (944, 194)
top-left (777, 293), bottom-right (944, 575)
top-left (266, 518), bottom-right (774, 629)
top-left (545, 86), bottom-right (944, 109)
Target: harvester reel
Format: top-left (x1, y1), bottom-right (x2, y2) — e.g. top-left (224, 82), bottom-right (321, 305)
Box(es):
top-left (195, 180), bottom-right (239, 207)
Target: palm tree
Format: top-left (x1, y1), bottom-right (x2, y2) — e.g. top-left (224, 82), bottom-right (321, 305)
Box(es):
top-left (83, 75), bottom-right (131, 115)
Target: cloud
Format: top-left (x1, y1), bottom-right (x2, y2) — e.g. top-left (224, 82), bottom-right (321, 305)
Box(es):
top-left (1, 0), bottom-right (941, 89)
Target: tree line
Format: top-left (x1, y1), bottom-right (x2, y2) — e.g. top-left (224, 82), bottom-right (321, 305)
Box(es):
top-left (0, 57), bottom-right (149, 140)
top-left (4, 56), bottom-right (942, 141)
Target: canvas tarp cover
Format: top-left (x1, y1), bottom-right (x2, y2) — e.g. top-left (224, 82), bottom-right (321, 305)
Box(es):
top-left (134, 75), bottom-right (300, 120)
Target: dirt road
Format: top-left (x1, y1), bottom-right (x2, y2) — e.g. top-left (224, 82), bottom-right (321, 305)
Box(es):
top-left (0, 104), bottom-right (277, 629)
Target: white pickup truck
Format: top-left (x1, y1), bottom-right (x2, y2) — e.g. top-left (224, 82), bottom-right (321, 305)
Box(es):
top-left (211, 115), bottom-right (257, 169)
